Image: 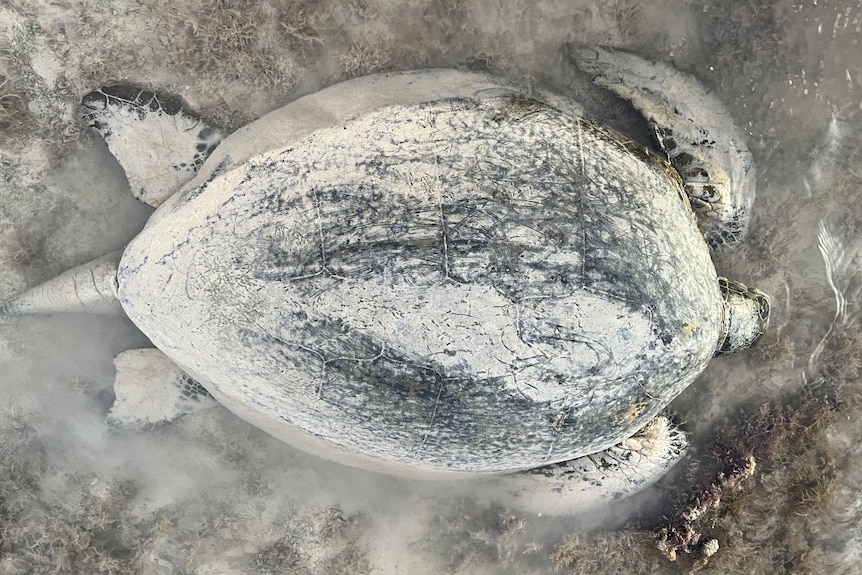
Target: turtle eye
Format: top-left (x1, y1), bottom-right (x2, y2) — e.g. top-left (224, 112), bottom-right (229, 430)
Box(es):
top-left (757, 293), bottom-right (770, 322)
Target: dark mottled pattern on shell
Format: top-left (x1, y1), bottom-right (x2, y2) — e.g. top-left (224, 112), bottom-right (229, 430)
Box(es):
top-left (118, 94), bottom-right (722, 473)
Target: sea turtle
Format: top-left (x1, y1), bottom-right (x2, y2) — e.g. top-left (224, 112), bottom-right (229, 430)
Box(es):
top-left (2, 47), bottom-right (769, 513)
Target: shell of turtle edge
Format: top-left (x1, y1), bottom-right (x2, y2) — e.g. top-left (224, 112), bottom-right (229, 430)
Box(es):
top-left (116, 69), bottom-right (723, 477)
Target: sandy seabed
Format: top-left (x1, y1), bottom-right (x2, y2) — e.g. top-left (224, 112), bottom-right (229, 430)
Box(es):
top-left (1, 0), bottom-right (861, 574)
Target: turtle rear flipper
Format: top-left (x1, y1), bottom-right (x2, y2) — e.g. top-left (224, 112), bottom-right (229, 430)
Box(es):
top-left (569, 46), bottom-right (756, 250)
top-left (107, 349), bottom-right (216, 429)
top-left (82, 86), bottom-right (224, 207)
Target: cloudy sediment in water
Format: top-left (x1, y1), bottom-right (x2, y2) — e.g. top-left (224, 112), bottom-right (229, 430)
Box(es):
top-left (1, 1), bottom-right (861, 573)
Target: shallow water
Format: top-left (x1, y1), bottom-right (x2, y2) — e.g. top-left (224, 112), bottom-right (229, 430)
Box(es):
top-left (1, 1), bottom-right (861, 573)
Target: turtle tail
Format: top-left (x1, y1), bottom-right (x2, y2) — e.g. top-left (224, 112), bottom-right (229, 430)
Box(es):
top-left (1, 252), bottom-right (123, 316)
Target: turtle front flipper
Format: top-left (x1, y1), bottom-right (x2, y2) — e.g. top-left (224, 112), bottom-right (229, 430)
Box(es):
top-left (107, 349), bottom-right (216, 429)
top-left (496, 416), bottom-right (688, 514)
top-left (569, 46), bottom-right (756, 250)
top-left (82, 86), bottom-right (224, 207)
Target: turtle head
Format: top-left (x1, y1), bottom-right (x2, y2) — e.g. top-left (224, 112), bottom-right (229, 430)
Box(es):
top-left (716, 278), bottom-right (770, 355)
